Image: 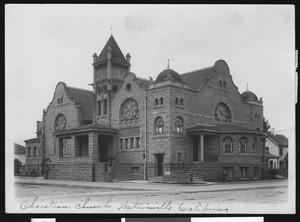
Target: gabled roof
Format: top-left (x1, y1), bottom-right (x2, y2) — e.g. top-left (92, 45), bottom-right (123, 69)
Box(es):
top-left (54, 123), bottom-right (118, 136)
top-left (267, 133), bottom-right (288, 147)
top-left (180, 66), bottom-right (214, 91)
top-left (136, 77), bottom-right (150, 89)
top-left (97, 35), bottom-right (130, 65)
top-left (24, 137), bottom-right (41, 143)
top-left (67, 87), bottom-right (93, 122)
top-left (187, 124), bottom-right (263, 135)
top-left (265, 152), bottom-right (279, 159)
top-left (14, 143), bottom-right (26, 155)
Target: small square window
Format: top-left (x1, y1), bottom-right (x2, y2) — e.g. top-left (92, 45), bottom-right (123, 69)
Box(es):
top-left (223, 167), bottom-right (234, 178)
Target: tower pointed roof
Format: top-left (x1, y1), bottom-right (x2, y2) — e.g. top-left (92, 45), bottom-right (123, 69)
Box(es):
top-left (97, 35), bottom-right (130, 65)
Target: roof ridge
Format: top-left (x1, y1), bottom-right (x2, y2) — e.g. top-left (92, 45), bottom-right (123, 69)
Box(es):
top-left (136, 76), bottom-right (150, 81)
top-left (180, 66), bottom-right (214, 76)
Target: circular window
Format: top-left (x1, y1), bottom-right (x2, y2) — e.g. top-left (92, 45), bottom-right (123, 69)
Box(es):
top-left (112, 85), bottom-right (118, 93)
top-left (126, 83), bottom-right (131, 92)
top-left (54, 114), bottom-right (66, 131)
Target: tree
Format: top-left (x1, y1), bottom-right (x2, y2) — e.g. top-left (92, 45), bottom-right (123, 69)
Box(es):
top-left (263, 117), bottom-right (271, 133)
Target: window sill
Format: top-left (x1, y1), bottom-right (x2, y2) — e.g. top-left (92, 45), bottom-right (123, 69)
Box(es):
top-left (96, 115), bottom-right (108, 119)
top-left (75, 156), bottom-right (90, 158)
top-left (174, 105), bottom-right (184, 109)
top-left (154, 105), bottom-right (164, 109)
top-left (152, 134), bottom-right (167, 139)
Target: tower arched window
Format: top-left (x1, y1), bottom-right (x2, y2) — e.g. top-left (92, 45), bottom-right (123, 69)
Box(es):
top-left (160, 97), bottom-right (163, 105)
top-left (175, 97), bottom-right (179, 106)
top-left (215, 103), bottom-right (231, 123)
top-left (252, 137), bottom-right (258, 152)
top-left (223, 137), bottom-right (233, 153)
top-left (175, 117), bottom-right (183, 134)
top-left (155, 117), bottom-right (164, 135)
top-left (155, 98), bottom-right (159, 106)
top-left (223, 81), bottom-right (226, 89)
top-left (180, 98), bottom-right (184, 106)
top-left (33, 146), bottom-right (37, 157)
top-left (120, 98), bottom-right (139, 125)
top-left (27, 146), bottom-right (31, 158)
top-left (239, 137), bottom-right (247, 153)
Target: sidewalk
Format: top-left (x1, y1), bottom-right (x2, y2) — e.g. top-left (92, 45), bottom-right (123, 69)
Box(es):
top-left (14, 176), bottom-right (288, 193)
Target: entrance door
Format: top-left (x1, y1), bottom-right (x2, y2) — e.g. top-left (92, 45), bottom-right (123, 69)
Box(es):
top-left (98, 135), bottom-right (112, 162)
top-left (156, 154), bottom-right (164, 177)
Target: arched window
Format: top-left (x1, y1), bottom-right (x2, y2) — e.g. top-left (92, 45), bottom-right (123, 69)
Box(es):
top-left (103, 84), bottom-right (108, 93)
top-left (180, 98), bottom-right (184, 106)
top-left (27, 146), bottom-right (31, 158)
top-left (175, 117), bottom-right (183, 134)
top-left (239, 137), bottom-right (247, 153)
top-left (223, 81), bottom-right (226, 89)
top-left (223, 137), bottom-right (233, 153)
top-left (126, 83), bottom-right (131, 91)
top-left (120, 98), bottom-right (139, 125)
top-left (155, 98), bottom-right (159, 106)
top-left (252, 137), bottom-right (258, 151)
top-left (175, 97), bottom-right (179, 105)
top-left (258, 114), bottom-right (260, 119)
top-left (219, 80), bottom-right (223, 88)
top-left (155, 117), bottom-right (164, 135)
top-left (215, 103), bottom-right (231, 123)
top-left (33, 146), bottom-right (37, 157)
top-left (112, 85), bottom-right (118, 93)
top-left (255, 113), bottom-right (257, 119)
top-left (160, 97), bottom-right (163, 105)
top-left (54, 114), bottom-right (66, 132)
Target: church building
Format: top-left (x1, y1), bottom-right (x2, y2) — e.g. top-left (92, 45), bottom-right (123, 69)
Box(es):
top-left (24, 35), bottom-right (267, 182)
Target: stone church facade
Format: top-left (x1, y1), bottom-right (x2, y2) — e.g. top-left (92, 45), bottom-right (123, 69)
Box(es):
top-left (24, 35), bottom-right (267, 182)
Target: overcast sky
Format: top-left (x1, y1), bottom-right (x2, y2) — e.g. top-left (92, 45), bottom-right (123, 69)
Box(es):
top-left (5, 4), bottom-right (295, 149)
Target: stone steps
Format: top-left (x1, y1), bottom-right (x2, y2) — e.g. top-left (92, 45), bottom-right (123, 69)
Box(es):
top-left (113, 167), bottom-right (133, 181)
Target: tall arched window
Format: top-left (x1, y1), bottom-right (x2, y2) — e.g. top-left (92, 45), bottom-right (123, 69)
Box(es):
top-left (27, 146), bottom-right (31, 158)
top-left (155, 98), bottom-right (159, 106)
top-left (215, 103), bottom-right (231, 123)
top-left (33, 146), bottom-right (37, 157)
top-left (175, 97), bottom-right (179, 105)
top-left (155, 117), bottom-right (164, 135)
top-left (175, 117), bottom-right (183, 134)
top-left (239, 137), bottom-right (247, 153)
top-left (223, 137), bottom-right (233, 153)
top-left (180, 98), bottom-right (184, 106)
top-left (120, 98), bottom-right (139, 125)
top-left (252, 137), bottom-right (257, 152)
top-left (223, 81), bottom-right (226, 89)
top-left (160, 97), bottom-right (164, 105)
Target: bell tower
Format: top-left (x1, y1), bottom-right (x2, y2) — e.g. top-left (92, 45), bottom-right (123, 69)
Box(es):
top-left (92, 34), bottom-right (131, 125)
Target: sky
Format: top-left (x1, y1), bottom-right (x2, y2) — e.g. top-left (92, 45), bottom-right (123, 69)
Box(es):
top-left (5, 4), bottom-right (295, 149)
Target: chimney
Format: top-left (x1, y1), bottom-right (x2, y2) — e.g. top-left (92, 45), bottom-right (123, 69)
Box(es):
top-left (271, 128), bottom-right (275, 135)
top-left (126, 53), bottom-right (131, 72)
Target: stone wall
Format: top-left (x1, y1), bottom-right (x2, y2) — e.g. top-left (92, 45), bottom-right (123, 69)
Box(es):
top-left (48, 163), bottom-right (93, 181)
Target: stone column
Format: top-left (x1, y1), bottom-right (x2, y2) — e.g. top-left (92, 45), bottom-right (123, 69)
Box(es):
top-left (200, 134), bottom-right (204, 162)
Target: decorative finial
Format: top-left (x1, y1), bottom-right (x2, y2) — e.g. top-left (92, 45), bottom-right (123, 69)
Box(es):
top-left (111, 28), bottom-right (113, 36)
top-left (167, 59), bottom-right (170, 69)
top-left (247, 83), bottom-right (249, 91)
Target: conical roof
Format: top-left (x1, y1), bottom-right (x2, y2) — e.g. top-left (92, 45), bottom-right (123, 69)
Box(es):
top-left (97, 35), bottom-right (130, 65)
